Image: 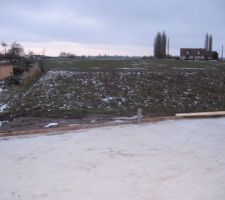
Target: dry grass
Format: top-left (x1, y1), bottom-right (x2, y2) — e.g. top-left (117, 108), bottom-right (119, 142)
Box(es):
top-left (21, 64), bottom-right (42, 85)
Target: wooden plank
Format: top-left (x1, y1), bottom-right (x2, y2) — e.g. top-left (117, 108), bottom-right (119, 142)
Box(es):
top-left (176, 111), bottom-right (225, 117)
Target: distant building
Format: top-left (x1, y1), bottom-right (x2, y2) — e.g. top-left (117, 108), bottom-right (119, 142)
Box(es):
top-left (0, 61), bottom-right (13, 80)
top-left (180, 48), bottom-right (218, 60)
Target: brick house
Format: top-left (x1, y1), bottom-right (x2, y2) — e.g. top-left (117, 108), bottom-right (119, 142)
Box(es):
top-left (0, 62), bottom-right (13, 80)
top-left (180, 48), bottom-right (218, 60)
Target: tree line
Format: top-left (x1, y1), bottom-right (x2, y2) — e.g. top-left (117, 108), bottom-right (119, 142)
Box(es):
top-left (1, 33), bottom-right (216, 61)
top-left (153, 31), bottom-right (170, 58)
top-left (1, 42), bottom-right (25, 62)
top-left (0, 42), bottom-right (37, 74)
top-left (205, 33), bottom-right (213, 52)
top-left (153, 31), bottom-right (215, 58)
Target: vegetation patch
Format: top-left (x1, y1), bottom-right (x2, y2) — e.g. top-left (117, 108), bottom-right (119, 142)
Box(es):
top-left (8, 66), bottom-right (225, 118)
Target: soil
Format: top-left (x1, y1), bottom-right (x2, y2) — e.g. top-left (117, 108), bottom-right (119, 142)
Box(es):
top-left (0, 114), bottom-right (176, 137)
top-left (0, 114), bottom-right (131, 133)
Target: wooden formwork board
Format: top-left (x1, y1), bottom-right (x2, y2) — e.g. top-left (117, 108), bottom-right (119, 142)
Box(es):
top-left (176, 111), bottom-right (225, 117)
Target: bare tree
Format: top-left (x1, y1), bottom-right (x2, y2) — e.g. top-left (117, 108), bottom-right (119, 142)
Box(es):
top-left (1, 42), bottom-right (8, 55)
top-left (167, 38), bottom-right (170, 56)
top-left (28, 50), bottom-right (34, 57)
top-left (8, 42), bottom-right (24, 57)
top-left (7, 42), bottom-right (24, 64)
top-left (59, 52), bottom-right (76, 58)
top-left (59, 52), bottom-right (67, 57)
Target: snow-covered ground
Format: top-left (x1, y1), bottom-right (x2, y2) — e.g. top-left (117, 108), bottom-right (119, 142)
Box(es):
top-left (0, 118), bottom-right (225, 200)
top-left (0, 81), bottom-right (8, 113)
top-left (0, 103), bottom-right (8, 112)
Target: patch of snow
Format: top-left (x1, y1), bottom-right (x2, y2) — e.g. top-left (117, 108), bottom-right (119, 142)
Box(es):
top-left (114, 115), bottom-right (138, 120)
top-left (105, 119), bottom-right (127, 124)
top-left (0, 83), bottom-right (7, 94)
top-left (0, 104), bottom-right (8, 112)
top-left (117, 67), bottom-right (146, 70)
top-left (44, 123), bottom-right (58, 128)
top-left (102, 96), bottom-right (113, 102)
top-left (0, 121), bottom-right (8, 127)
top-left (173, 67), bottom-right (204, 70)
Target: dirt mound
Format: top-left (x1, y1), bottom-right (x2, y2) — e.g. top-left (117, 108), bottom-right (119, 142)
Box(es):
top-left (8, 70), bottom-right (225, 117)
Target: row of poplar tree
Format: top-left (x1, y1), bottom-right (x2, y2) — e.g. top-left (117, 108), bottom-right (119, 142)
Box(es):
top-left (153, 31), bottom-right (170, 58)
top-left (154, 31), bottom-right (214, 58)
top-left (204, 33), bottom-right (213, 52)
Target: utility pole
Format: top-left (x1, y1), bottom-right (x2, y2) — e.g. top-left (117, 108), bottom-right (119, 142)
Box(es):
top-left (137, 108), bottom-right (143, 124)
top-left (42, 48), bottom-right (46, 56)
top-left (167, 38), bottom-right (170, 56)
top-left (222, 44), bottom-right (224, 60)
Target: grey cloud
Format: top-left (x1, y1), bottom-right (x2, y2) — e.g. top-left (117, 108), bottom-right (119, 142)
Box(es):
top-left (0, 0), bottom-right (224, 55)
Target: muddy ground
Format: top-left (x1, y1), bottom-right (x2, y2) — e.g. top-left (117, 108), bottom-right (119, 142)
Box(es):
top-left (1, 59), bottom-right (225, 133)
top-left (0, 114), bottom-right (138, 133)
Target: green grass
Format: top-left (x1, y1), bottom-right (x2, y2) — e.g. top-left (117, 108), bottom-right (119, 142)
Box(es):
top-left (41, 58), bottom-right (225, 72)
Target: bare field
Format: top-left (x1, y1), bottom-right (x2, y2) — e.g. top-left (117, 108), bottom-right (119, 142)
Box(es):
top-left (42, 58), bottom-right (225, 72)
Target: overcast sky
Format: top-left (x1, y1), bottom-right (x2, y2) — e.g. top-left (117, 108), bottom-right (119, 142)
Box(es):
top-left (0, 0), bottom-right (224, 56)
